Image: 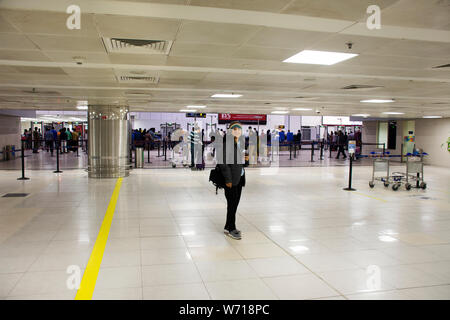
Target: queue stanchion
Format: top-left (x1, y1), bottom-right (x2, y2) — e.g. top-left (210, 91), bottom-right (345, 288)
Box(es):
top-left (343, 154), bottom-right (356, 191)
top-left (163, 139), bottom-right (168, 161)
top-left (157, 141), bottom-right (161, 157)
top-left (293, 143), bottom-right (297, 159)
top-left (289, 143), bottom-right (292, 160)
top-left (320, 140), bottom-right (324, 160)
top-left (310, 142), bottom-right (315, 162)
top-left (147, 142), bottom-right (152, 164)
top-left (329, 142), bottom-right (332, 158)
top-left (17, 140), bottom-right (30, 181)
top-left (76, 140), bottom-right (80, 157)
top-left (54, 141), bottom-right (63, 173)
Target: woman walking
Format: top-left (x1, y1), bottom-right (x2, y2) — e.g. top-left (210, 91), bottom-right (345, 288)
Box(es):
top-left (218, 122), bottom-right (248, 240)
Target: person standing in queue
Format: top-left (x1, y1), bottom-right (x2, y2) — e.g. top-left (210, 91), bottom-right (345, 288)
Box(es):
top-left (218, 122), bottom-right (249, 240)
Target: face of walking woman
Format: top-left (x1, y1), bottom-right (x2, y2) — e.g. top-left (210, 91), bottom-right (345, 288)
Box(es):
top-left (230, 123), bottom-right (242, 138)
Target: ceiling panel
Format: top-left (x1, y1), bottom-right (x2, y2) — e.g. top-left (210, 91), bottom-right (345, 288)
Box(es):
top-left (1, 10), bottom-right (99, 36)
top-left (94, 15), bottom-right (181, 39)
top-left (381, 0), bottom-right (450, 30)
top-left (282, 0), bottom-right (400, 20)
top-left (27, 34), bottom-right (105, 52)
top-left (176, 21), bottom-right (259, 45)
top-left (246, 27), bottom-right (330, 49)
top-left (43, 51), bottom-right (110, 64)
top-left (231, 46), bottom-right (297, 61)
top-left (0, 33), bottom-right (39, 50)
top-left (170, 42), bottom-right (238, 58)
top-left (108, 53), bottom-right (169, 65)
top-left (190, 0), bottom-right (292, 13)
top-left (0, 49), bottom-right (52, 61)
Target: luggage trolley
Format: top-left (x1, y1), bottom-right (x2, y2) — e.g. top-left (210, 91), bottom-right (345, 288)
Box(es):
top-left (390, 151), bottom-right (427, 191)
top-left (369, 154), bottom-right (390, 189)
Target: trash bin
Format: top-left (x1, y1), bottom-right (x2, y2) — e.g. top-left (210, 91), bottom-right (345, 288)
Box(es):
top-left (135, 146), bottom-right (144, 168)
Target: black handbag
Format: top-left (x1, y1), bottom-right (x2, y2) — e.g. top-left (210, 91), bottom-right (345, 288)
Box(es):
top-left (209, 165), bottom-right (225, 194)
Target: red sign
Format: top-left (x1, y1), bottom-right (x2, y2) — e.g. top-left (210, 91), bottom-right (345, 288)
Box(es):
top-left (218, 114), bottom-right (267, 125)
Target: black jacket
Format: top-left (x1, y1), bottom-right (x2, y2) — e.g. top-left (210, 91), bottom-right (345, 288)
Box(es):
top-left (218, 136), bottom-right (247, 187)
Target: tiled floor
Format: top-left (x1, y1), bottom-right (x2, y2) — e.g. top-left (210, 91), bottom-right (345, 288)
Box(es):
top-left (0, 164), bottom-right (449, 300)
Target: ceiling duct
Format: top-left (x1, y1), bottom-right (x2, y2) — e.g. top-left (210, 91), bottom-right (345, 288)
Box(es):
top-left (103, 37), bottom-right (173, 55)
top-left (341, 85), bottom-right (384, 91)
top-left (115, 70), bottom-right (160, 84)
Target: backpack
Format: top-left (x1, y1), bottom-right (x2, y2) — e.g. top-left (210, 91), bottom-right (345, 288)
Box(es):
top-left (209, 165), bottom-right (225, 194)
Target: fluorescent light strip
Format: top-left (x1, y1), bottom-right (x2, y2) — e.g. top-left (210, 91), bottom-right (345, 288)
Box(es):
top-left (283, 50), bottom-right (358, 65)
top-left (292, 108), bottom-right (312, 111)
top-left (422, 116), bottom-right (442, 119)
top-left (352, 114), bottom-right (370, 117)
top-left (383, 112), bottom-right (404, 115)
top-left (180, 109), bottom-right (195, 112)
top-left (361, 99), bottom-right (395, 103)
top-left (271, 111), bottom-right (289, 114)
top-left (186, 105), bottom-right (206, 109)
top-left (211, 94), bottom-right (242, 98)
top-left (77, 106), bottom-right (88, 110)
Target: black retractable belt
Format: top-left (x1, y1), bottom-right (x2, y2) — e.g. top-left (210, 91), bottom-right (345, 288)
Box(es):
top-left (54, 140), bottom-right (63, 173)
top-left (17, 140), bottom-right (30, 181)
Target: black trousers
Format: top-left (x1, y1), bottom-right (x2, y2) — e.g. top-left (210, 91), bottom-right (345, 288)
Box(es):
top-left (224, 180), bottom-right (243, 231)
top-left (336, 145), bottom-right (347, 158)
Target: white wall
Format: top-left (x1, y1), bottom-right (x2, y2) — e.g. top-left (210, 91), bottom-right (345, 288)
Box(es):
top-left (415, 118), bottom-right (450, 168)
top-left (0, 114), bottom-right (21, 154)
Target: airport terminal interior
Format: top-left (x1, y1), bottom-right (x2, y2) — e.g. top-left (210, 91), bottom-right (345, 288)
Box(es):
top-left (0, 0), bottom-right (449, 301)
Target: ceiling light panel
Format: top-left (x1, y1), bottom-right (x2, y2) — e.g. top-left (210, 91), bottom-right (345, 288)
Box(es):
top-left (283, 50), bottom-right (358, 65)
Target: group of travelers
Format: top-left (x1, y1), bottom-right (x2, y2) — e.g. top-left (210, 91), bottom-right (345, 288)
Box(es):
top-left (21, 126), bottom-right (80, 156)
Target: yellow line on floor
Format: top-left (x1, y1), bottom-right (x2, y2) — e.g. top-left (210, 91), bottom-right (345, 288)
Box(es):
top-left (353, 191), bottom-right (388, 203)
top-left (75, 177), bottom-right (123, 300)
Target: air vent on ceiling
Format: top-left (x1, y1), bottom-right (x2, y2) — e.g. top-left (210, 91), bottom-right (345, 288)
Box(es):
top-left (341, 85), bottom-right (383, 91)
top-left (432, 63), bottom-right (450, 69)
top-left (115, 70), bottom-right (160, 84)
top-left (103, 37), bottom-right (173, 55)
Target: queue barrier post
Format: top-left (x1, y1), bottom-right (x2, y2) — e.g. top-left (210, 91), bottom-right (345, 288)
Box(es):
top-left (343, 153), bottom-right (356, 191)
top-left (289, 143), bottom-right (292, 160)
top-left (320, 141), bottom-right (324, 160)
top-left (17, 140), bottom-right (30, 181)
top-left (310, 142), bottom-right (315, 162)
top-left (54, 140), bottom-right (63, 173)
top-left (163, 139), bottom-right (168, 161)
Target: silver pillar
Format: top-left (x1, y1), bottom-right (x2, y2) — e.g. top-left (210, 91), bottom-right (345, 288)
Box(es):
top-left (88, 105), bottom-right (130, 178)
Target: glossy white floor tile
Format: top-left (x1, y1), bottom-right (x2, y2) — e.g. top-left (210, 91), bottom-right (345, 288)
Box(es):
top-left (0, 165), bottom-right (449, 300)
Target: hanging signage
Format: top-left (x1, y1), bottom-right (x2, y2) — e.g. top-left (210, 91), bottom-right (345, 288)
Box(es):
top-left (186, 113), bottom-right (206, 118)
top-left (323, 116), bottom-right (362, 126)
top-left (218, 114), bottom-right (267, 125)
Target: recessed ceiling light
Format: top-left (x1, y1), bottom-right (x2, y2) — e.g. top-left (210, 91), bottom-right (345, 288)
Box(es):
top-left (383, 112), bottom-right (404, 115)
top-left (77, 106), bottom-right (88, 110)
top-left (211, 93), bottom-right (242, 98)
top-left (283, 50), bottom-right (358, 65)
top-left (361, 99), bottom-right (395, 103)
top-left (271, 111), bottom-right (289, 114)
top-left (292, 108), bottom-right (313, 111)
top-left (422, 115), bottom-right (442, 119)
top-left (352, 114), bottom-right (370, 117)
top-left (186, 105), bottom-right (206, 109)
top-left (180, 109), bottom-right (195, 112)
